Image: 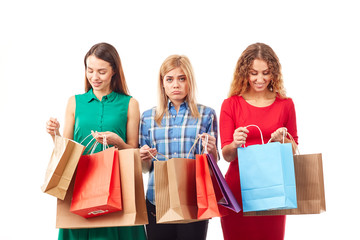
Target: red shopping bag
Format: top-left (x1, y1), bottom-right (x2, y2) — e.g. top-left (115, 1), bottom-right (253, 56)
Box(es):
top-left (196, 154), bottom-right (221, 219)
top-left (70, 147), bottom-right (122, 218)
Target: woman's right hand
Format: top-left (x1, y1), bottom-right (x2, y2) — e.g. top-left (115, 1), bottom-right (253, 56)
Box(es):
top-left (232, 127), bottom-right (249, 147)
top-left (46, 117), bottom-right (60, 137)
top-left (140, 145), bottom-right (157, 173)
top-left (140, 145), bottom-right (157, 162)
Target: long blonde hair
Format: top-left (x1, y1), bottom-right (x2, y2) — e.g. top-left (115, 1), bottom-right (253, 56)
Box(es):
top-left (155, 55), bottom-right (199, 125)
top-left (229, 43), bottom-right (286, 98)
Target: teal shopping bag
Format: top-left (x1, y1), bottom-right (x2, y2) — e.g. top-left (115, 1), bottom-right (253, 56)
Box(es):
top-left (237, 127), bottom-right (297, 212)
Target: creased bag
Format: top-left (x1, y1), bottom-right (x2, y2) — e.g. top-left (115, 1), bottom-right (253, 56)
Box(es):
top-left (41, 135), bottom-right (85, 200)
top-left (207, 154), bottom-right (241, 213)
top-left (56, 149), bottom-right (148, 228)
top-left (244, 153), bottom-right (326, 216)
top-left (154, 157), bottom-right (200, 224)
top-left (237, 125), bottom-right (297, 212)
top-left (196, 154), bottom-right (221, 219)
top-left (70, 146), bottom-right (122, 218)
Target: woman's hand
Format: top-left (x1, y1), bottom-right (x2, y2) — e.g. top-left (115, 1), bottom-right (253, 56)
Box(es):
top-left (270, 127), bottom-right (287, 143)
top-left (140, 145), bottom-right (157, 162)
top-left (200, 133), bottom-right (218, 161)
top-left (140, 145), bottom-right (157, 173)
top-left (46, 117), bottom-right (60, 137)
top-left (92, 131), bottom-right (124, 148)
top-left (232, 127), bottom-right (249, 147)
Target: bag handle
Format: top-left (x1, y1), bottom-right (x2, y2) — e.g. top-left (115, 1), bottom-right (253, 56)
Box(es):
top-left (187, 135), bottom-right (201, 158)
top-left (268, 129), bottom-right (300, 155)
top-left (242, 125), bottom-right (264, 147)
top-left (198, 133), bottom-right (209, 154)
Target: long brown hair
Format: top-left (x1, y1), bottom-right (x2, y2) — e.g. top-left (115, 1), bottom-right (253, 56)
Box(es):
top-left (84, 42), bottom-right (129, 95)
top-left (229, 42), bottom-right (286, 98)
top-left (155, 55), bottom-right (200, 126)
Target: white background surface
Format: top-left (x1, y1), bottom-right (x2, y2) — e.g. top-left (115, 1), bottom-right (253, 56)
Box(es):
top-left (1, 0), bottom-right (359, 239)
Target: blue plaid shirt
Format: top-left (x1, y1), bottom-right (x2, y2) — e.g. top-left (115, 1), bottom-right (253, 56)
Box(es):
top-left (139, 101), bottom-right (218, 204)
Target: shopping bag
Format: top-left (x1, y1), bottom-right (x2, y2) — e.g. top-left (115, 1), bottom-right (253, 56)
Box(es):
top-left (70, 147), bottom-right (122, 218)
top-left (244, 153), bottom-right (326, 216)
top-left (196, 154), bottom-right (221, 219)
top-left (207, 154), bottom-right (241, 213)
top-left (41, 135), bottom-right (85, 200)
top-left (154, 158), bottom-right (201, 224)
top-left (56, 148), bottom-right (148, 228)
top-left (237, 125), bottom-right (297, 212)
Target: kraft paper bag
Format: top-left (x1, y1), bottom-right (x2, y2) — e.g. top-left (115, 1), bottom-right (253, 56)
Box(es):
top-left (196, 154), bottom-right (221, 219)
top-left (244, 153), bottom-right (326, 216)
top-left (238, 141), bottom-right (297, 212)
top-left (56, 149), bottom-right (148, 228)
top-left (70, 147), bottom-right (122, 218)
top-left (41, 135), bottom-right (85, 200)
top-left (154, 158), bottom-right (202, 224)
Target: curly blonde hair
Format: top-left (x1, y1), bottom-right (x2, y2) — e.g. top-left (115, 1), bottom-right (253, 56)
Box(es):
top-left (229, 43), bottom-right (286, 98)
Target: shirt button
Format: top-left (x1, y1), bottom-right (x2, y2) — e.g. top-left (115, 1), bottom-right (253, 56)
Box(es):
top-left (174, 152), bottom-right (177, 155)
top-left (173, 138), bottom-right (177, 141)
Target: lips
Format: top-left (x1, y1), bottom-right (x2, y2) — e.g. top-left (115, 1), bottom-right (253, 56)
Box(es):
top-left (172, 91), bottom-right (181, 94)
top-left (92, 81), bottom-right (102, 87)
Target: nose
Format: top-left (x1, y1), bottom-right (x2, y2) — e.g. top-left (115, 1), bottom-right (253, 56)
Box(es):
top-left (172, 79), bottom-right (180, 88)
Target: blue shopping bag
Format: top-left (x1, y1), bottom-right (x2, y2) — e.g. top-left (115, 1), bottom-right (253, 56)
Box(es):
top-left (237, 126), bottom-right (297, 212)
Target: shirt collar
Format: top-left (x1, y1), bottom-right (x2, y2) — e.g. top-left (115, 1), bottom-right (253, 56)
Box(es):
top-left (85, 89), bottom-right (116, 103)
top-left (167, 100), bottom-right (189, 110)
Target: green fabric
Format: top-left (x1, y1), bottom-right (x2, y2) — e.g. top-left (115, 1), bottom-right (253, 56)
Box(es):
top-left (59, 89), bottom-right (146, 240)
top-left (74, 89), bottom-right (130, 154)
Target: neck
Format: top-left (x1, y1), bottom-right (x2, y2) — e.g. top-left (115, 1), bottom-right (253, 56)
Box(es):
top-left (93, 88), bottom-right (112, 101)
top-left (243, 89), bottom-right (274, 100)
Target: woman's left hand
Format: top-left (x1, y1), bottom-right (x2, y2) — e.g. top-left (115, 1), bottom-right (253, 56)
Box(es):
top-left (92, 131), bottom-right (124, 147)
top-left (270, 127), bottom-right (287, 143)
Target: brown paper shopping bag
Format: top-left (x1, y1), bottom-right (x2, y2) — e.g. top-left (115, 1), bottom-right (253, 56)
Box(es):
top-left (41, 135), bottom-right (85, 200)
top-left (154, 158), bottom-right (202, 224)
top-left (244, 153), bottom-right (326, 216)
top-left (56, 149), bottom-right (148, 228)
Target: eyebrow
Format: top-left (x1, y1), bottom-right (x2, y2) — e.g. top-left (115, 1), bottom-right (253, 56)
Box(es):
top-left (166, 74), bottom-right (186, 78)
top-left (87, 67), bottom-right (108, 71)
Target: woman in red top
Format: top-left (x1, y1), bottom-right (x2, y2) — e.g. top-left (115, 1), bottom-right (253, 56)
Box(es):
top-left (220, 43), bottom-right (298, 240)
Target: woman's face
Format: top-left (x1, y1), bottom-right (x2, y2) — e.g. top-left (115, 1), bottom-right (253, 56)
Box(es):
top-left (163, 67), bottom-right (189, 105)
top-left (248, 59), bottom-right (271, 93)
top-left (86, 55), bottom-right (114, 93)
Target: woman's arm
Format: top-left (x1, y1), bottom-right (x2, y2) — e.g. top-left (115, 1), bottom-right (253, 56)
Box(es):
top-left (62, 96), bottom-right (75, 139)
top-left (222, 127), bottom-right (249, 162)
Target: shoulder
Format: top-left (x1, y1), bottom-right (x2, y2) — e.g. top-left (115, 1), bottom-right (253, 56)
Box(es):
top-left (276, 96), bottom-right (295, 108)
top-left (65, 96), bottom-right (76, 115)
top-left (141, 106), bottom-right (157, 119)
top-left (196, 104), bottom-right (216, 117)
top-left (128, 97), bottom-right (139, 108)
top-left (221, 95), bottom-right (241, 110)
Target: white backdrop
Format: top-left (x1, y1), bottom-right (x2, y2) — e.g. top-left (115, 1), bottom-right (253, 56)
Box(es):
top-left (1, 0), bottom-right (359, 239)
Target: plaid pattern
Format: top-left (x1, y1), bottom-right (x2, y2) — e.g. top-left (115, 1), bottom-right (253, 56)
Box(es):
top-left (139, 101), bottom-right (218, 204)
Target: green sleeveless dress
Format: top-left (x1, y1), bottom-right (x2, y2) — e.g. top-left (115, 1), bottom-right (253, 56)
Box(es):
top-left (58, 89), bottom-right (146, 240)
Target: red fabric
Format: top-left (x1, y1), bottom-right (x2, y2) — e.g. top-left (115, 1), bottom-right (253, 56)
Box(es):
top-left (219, 95), bottom-right (298, 240)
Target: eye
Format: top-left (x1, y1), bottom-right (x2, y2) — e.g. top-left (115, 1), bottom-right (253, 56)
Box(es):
top-left (263, 71), bottom-right (270, 75)
top-left (87, 69), bottom-right (93, 73)
top-left (179, 77), bottom-right (186, 81)
top-left (250, 71), bottom-right (257, 76)
top-left (166, 78), bottom-right (173, 82)
top-left (99, 71), bottom-right (106, 75)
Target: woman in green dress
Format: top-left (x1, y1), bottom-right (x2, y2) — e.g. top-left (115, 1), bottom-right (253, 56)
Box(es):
top-left (46, 42), bottom-right (147, 240)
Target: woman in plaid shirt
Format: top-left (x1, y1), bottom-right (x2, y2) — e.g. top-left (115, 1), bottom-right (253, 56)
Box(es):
top-left (139, 55), bottom-right (218, 240)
